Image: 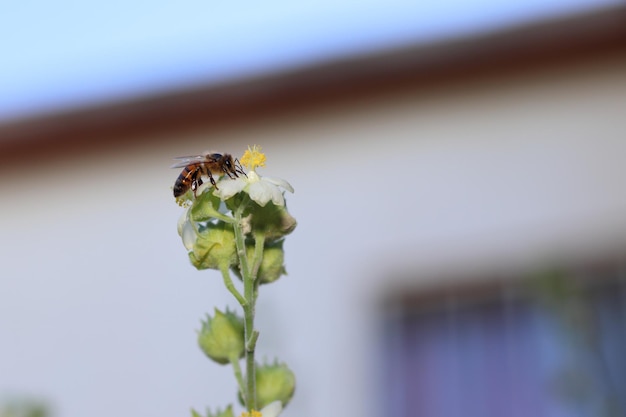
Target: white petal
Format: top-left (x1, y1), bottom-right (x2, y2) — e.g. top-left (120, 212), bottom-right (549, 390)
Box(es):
top-left (215, 177), bottom-right (247, 200)
top-left (269, 182), bottom-right (285, 206)
top-left (259, 401), bottom-right (282, 417)
top-left (248, 181), bottom-right (272, 207)
top-left (181, 220), bottom-right (197, 250)
top-left (177, 210), bottom-right (188, 236)
top-left (263, 176), bottom-right (294, 193)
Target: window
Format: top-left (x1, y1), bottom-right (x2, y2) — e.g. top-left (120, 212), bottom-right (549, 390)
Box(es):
top-left (380, 265), bottom-right (626, 417)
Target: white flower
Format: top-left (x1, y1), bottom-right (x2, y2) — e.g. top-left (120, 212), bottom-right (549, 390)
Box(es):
top-left (215, 146), bottom-right (294, 207)
top-left (177, 208), bottom-right (196, 250)
top-left (216, 172), bottom-right (293, 207)
top-left (239, 401), bottom-right (282, 417)
top-left (260, 401), bottom-right (282, 417)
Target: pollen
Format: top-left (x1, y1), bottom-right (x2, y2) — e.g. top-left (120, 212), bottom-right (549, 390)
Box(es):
top-left (240, 410), bottom-right (262, 417)
top-left (241, 145), bottom-right (266, 171)
top-left (175, 195), bottom-right (192, 208)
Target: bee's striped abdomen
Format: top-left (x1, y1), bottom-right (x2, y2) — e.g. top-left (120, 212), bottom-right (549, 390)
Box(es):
top-left (173, 164), bottom-right (197, 197)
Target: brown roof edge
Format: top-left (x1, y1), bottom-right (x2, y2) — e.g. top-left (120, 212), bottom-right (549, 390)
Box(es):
top-left (0, 4), bottom-right (625, 158)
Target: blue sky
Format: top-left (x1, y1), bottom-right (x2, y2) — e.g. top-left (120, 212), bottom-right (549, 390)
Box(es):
top-left (0, 0), bottom-right (618, 121)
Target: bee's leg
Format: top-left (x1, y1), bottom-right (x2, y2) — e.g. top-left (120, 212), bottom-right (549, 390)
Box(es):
top-left (193, 178), bottom-right (205, 196)
top-left (191, 167), bottom-right (202, 197)
top-left (207, 172), bottom-right (219, 190)
top-left (221, 164), bottom-right (237, 179)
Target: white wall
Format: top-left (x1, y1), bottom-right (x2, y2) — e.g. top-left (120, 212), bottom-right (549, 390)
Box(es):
top-left (1, 54), bottom-right (626, 417)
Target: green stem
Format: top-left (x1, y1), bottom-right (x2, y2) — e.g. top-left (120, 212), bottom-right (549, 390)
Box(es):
top-left (233, 203), bottom-right (260, 411)
top-left (234, 207), bottom-right (251, 279)
top-left (219, 263), bottom-right (246, 307)
top-left (230, 355), bottom-right (246, 405)
top-left (211, 212), bottom-right (236, 224)
top-left (246, 330), bottom-right (260, 351)
top-left (250, 232), bottom-right (266, 282)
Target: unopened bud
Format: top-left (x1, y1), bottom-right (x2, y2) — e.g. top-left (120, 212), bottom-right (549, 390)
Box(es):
top-left (198, 308), bottom-right (245, 364)
top-left (255, 361), bottom-right (296, 409)
top-left (248, 203), bottom-right (297, 241)
top-left (231, 240), bottom-right (287, 284)
top-left (188, 222), bottom-right (237, 270)
top-left (256, 240), bottom-right (286, 284)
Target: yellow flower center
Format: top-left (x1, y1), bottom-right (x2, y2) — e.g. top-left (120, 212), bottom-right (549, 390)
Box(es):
top-left (240, 145), bottom-right (266, 172)
top-left (240, 410), bottom-right (262, 417)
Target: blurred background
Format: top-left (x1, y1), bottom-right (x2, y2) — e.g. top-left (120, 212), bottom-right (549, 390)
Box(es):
top-left (1, 1), bottom-right (626, 417)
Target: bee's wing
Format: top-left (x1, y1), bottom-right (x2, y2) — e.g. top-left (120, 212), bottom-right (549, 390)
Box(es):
top-left (170, 155), bottom-right (205, 169)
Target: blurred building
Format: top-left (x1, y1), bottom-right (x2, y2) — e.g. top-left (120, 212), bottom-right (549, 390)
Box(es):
top-left (1, 4), bottom-right (626, 417)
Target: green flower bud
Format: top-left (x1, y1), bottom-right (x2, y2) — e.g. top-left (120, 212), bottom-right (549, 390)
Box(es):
top-left (232, 240), bottom-right (287, 284)
top-left (256, 240), bottom-right (287, 284)
top-left (189, 222), bottom-right (237, 270)
top-left (246, 203), bottom-right (297, 242)
top-left (254, 361), bottom-right (296, 409)
top-left (198, 308), bottom-right (245, 365)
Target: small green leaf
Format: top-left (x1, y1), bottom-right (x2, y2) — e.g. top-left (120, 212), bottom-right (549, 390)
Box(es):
top-left (190, 190), bottom-right (224, 222)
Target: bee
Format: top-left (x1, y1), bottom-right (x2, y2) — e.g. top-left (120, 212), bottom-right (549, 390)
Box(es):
top-left (171, 152), bottom-right (245, 197)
